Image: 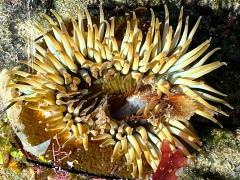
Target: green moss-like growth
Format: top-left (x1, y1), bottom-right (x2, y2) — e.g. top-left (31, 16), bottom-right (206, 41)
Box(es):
top-left (37, 155), bottom-right (51, 164)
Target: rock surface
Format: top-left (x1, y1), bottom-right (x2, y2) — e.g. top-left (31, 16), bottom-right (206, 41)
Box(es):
top-left (0, 0), bottom-right (239, 179)
top-left (182, 127), bottom-right (240, 180)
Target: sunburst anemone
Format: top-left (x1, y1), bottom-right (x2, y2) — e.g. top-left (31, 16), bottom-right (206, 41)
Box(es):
top-left (3, 3), bottom-right (233, 179)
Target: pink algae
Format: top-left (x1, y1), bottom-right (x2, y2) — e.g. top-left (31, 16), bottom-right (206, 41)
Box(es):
top-left (152, 140), bottom-right (188, 180)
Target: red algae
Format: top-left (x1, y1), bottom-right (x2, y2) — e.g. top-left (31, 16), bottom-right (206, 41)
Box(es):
top-left (152, 140), bottom-right (188, 180)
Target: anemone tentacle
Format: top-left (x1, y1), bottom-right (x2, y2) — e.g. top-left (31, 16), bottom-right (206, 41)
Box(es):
top-left (7, 4), bottom-right (231, 179)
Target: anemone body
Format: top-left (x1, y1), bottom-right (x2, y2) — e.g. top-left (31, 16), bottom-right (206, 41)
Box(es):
top-left (6, 4), bottom-right (232, 179)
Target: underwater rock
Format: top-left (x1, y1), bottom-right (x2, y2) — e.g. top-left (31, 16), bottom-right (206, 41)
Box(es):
top-left (182, 128), bottom-right (240, 180)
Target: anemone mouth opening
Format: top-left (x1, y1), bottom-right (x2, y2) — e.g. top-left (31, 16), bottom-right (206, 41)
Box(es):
top-left (108, 94), bottom-right (144, 122)
top-left (108, 84), bottom-right (152, 122)
top-left (108, 94), bottom-right (129, 120)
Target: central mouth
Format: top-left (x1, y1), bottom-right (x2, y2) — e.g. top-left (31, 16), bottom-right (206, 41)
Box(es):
top-left (108, 83), bottom-right (153, 121)
top-left (110, 94), bottom-right (148, 121)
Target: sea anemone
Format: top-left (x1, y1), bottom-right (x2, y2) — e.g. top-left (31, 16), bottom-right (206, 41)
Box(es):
top-left (4, 4), bottom-right (232, 179)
